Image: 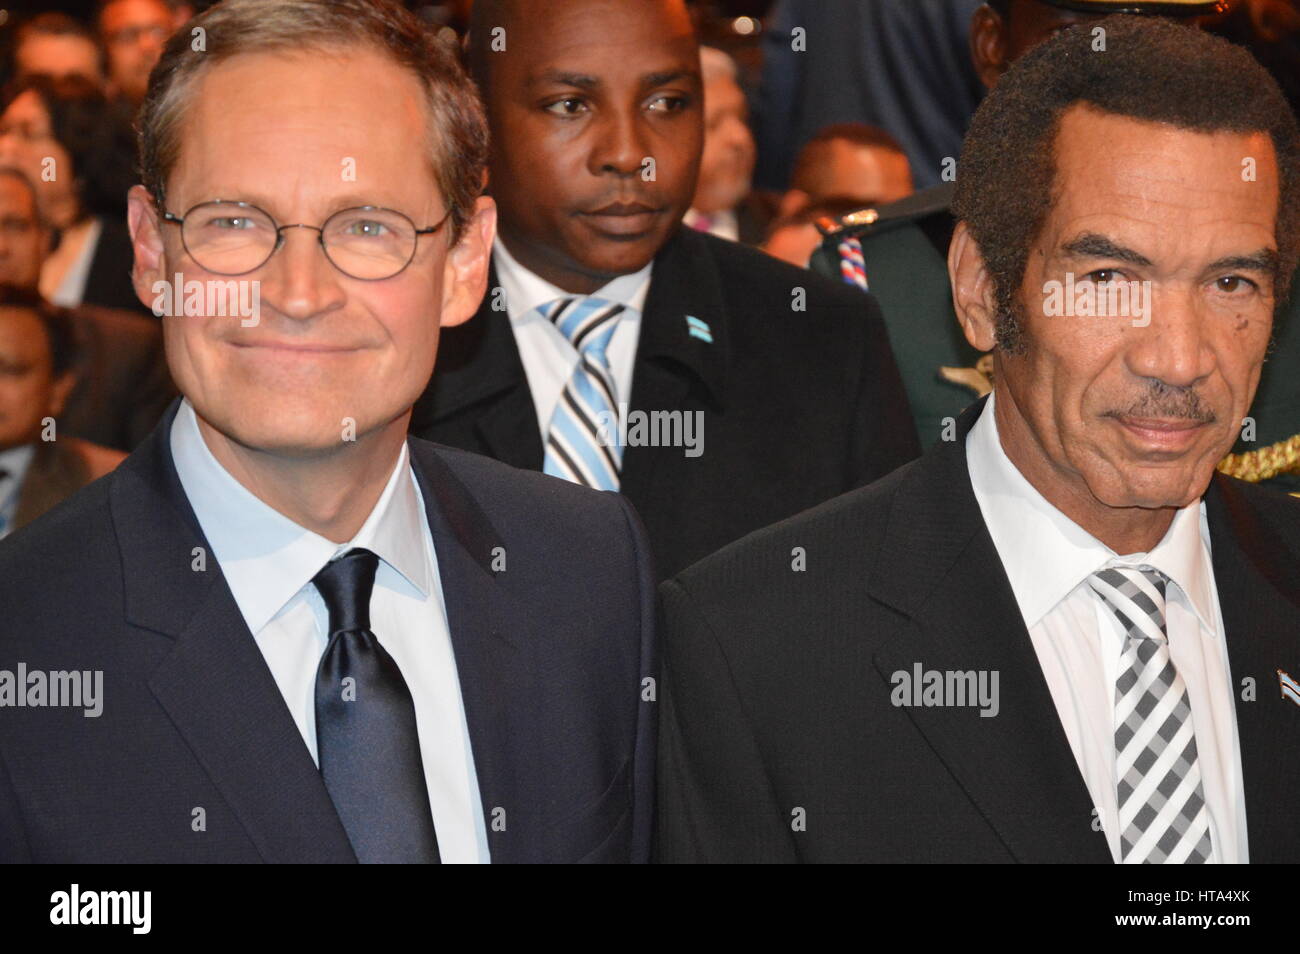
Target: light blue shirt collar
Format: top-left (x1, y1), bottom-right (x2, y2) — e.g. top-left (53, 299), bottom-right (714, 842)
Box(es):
top-left (169, 399), bottom-right (432, 635)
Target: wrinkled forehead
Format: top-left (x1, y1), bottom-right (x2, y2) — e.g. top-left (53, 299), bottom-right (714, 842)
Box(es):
top-left (1044, 104), bottom-right (1280, 247)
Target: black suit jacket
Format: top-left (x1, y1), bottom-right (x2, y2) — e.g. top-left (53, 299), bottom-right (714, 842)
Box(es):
top-left (0, 403), bottom-right (656, 863)
top-left (655, 397), bottom-right (1300, 862)
top-left (62, 304), bottom-right (176, 452)
top-left (82, 216), bottom-right (153, 318)
top-left (411, 227), bottom-right (920, 579)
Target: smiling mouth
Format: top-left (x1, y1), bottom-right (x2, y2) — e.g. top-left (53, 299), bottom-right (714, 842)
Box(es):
top-left (230, 341), bottom-right (359, 355)
top-left (1110, 414), bottom-right (1211, 452)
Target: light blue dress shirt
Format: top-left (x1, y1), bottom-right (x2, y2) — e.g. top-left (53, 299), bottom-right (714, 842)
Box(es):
top-left (169, 399), bottom-right (490, 862)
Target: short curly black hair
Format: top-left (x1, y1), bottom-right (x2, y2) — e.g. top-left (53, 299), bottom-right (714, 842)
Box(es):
top-left (953, 14), bottom-right (1300, 353)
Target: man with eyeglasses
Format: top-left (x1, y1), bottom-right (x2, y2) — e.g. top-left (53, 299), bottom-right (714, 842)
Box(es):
top-left (0, 0), bottom-right (656, 864)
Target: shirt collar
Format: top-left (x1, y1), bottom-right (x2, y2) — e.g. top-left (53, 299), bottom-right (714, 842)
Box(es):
top-left (492, 235), bottom-right (652, 325)
top-left (966, 391), bottom-right (1216, 631)
top-left (169, 399), bottom-right (432, 634)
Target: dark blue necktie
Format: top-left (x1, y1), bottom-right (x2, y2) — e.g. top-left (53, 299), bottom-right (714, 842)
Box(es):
top-left (313, 548), bottom-right (441, 863)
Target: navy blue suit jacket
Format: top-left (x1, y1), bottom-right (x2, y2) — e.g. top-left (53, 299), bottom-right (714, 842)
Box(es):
top-left (0, 402), bottom-right (657, 862)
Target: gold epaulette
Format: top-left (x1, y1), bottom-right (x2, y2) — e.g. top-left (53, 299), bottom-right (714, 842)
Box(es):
top-left (1217, 433), bottom-right (1300, 483)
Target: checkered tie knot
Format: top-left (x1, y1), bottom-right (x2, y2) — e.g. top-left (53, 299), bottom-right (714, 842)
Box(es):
top-left (1088, 565), bottom-right (1213, 864)
top-left (541, 296), bottom-right (626, 491)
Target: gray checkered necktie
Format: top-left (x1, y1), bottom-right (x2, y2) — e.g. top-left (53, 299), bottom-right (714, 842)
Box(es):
top-left (1088, 566), bottom-right (1213, 864)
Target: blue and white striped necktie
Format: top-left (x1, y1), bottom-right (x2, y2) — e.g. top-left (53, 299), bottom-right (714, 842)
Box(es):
top-left (541, 296), bottom-right (626, 490)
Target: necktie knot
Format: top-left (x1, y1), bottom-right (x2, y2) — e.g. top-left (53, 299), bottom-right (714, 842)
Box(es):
top-left (545, 296), bottom-right (625, 360)
top-left (1087, 565), bottom-right (1170, 642)
top-left (312, 547), bottom-right (379, 634)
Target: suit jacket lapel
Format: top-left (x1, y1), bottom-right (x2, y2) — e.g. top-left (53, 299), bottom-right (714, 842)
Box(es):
top-left (113, 403), bottom-right (356, 862)
top-left (406, 439), bottom-right (545, 863)
top-left (621, 228), bottom-right (730, 507)
top-left (1204, 476), bottom-right (1300, 862)
top-left (411, 261), bottom-right (543, 469)
top-left (867, 397), bottom-right (1111, 862)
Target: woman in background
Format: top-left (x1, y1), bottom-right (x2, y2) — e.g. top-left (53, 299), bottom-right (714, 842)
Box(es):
top-left (0, 74), bottom-right (143, 315)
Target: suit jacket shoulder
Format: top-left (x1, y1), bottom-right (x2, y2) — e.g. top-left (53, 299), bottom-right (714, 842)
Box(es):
top-left (667, 451), bottom-right (915, 629)
top-left (406, 435), bottom-right (660, 611)
top-left (10, 437), bottom-right (124, 532)
top-left (695, 228), bottom-right (891, 329)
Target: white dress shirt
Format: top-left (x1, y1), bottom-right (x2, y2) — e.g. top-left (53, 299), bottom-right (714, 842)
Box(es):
top-left (170, 400), bottom-right (489, 862)
top-left (48, 216), bottom-right (103, 308)
top-left (966, 392), bottom-right (1248, 863)
top-left (0, 443), bottom-right (36, 539)
top-left (492, 237), bottom-right (650, 438)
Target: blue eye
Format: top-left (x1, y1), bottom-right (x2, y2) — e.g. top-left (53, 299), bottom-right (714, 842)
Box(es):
top-left (344, 219), bottom-right (390, 238)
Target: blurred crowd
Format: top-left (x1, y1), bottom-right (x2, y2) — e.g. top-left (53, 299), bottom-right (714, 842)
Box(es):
top-left (1, 0), bottom-right (1298, 538)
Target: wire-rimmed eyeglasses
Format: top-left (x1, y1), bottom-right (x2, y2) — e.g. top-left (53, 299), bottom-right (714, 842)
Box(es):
top-left (160, 199), bottom-right (452, 281)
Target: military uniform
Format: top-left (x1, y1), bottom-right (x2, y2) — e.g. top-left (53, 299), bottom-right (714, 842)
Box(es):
top-left (810, 183), bottom-right (984, 446)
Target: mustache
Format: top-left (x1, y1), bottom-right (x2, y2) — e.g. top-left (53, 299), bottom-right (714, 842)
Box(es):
top-left (1104, 381), bottom-right (1217, 424)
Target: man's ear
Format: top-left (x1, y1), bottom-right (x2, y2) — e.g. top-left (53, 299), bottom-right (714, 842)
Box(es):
top-left (970, 4), bottom-right (1008, 91)
top-left (440, 194), bottom-right (497, 329)
top-left (948, 220), bottom-right (998, 353)
top-left (127, 185), bottom-right (167, 314)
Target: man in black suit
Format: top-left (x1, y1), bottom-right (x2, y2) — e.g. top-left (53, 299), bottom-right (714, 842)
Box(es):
top-left (0, 0), bottom-right (654, 864)
top-left (657, 17), bottom-right (1300, 863)
top-left (410, 0), bottom-right (919, 580)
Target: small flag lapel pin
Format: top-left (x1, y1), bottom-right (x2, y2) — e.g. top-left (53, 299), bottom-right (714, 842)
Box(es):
top-left (685, 315), bottom-right (713, 343)
top-left (1279, 669), bottom-right (1300, 707)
